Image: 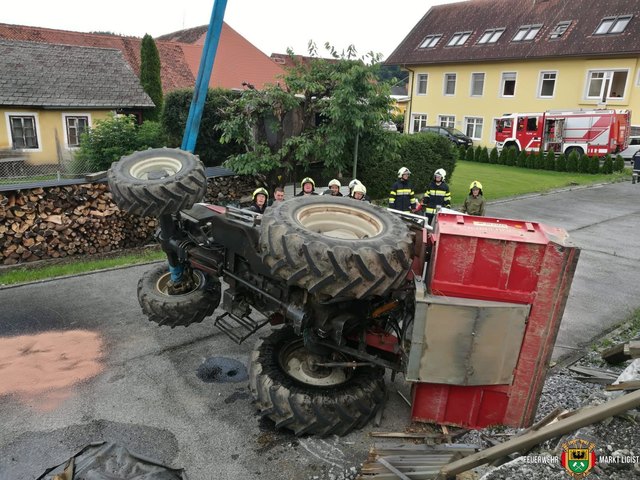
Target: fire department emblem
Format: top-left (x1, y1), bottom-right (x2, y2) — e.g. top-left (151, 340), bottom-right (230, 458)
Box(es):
top-left (561, 438), bottom-right (597, 478)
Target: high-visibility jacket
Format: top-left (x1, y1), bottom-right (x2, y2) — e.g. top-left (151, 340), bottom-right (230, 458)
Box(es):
top-left (388, 179), bottom-right (417, 212)
top-left (422, 180), bottom-right (451, 217)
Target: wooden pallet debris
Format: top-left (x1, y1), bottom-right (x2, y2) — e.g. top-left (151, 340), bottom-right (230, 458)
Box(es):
top-left (601, 340), bottom-right (640, 364)
top-left (357, 442), bottom-right (479, 479)
top-left (436, 388), bottom-right (640, 479)
top-left (568, 364), bottom-right (620, 384)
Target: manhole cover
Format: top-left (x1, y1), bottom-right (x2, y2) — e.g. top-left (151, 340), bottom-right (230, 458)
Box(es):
top-left (196, 357), bottom-right (247, 383)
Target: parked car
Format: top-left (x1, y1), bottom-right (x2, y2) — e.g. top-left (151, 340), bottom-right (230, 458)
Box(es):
top-left (381, 121), bottom-right (398, 132)
top-left (420, 126), bottom-right (473, 147)
top-left (618, 136), bottom-right (640, 161)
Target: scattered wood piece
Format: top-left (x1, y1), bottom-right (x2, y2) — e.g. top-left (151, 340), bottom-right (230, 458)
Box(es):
top-left (568, 365), bottom-right (619, 384)
top-left (436, 389), bottom-right (640, 479)
top-left (624, 341), bottom-right (640, 359)
top-left (601, 342), bottom-right (630, 364)
top-left (397, 390), bottom-right (411, 407)
top-left (605, 380), bottom-right (640, 392)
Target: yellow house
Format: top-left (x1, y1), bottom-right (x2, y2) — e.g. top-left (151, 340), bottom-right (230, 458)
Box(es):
top-left (386, 0), bottom-right (640, 147)
top-left (0, 39), bottom-right (153, 174)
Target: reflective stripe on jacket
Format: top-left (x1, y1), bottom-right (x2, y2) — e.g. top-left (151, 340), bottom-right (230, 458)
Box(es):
top-left (422, 180), bottom-right (451, 215)
top-left (388, 179), bottom-right (417, 212)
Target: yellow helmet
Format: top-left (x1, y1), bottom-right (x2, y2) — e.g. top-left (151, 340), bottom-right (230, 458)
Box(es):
top-left (252, 187), bottom-right (269, 199)
top-left (469, 180), bottom-right (483, 191)
top-left (300, 177), bottom-right (315, 189)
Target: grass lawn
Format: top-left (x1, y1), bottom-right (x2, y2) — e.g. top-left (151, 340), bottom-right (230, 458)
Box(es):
top-left (0, 248), bottom-right (165, 286)
top-left (449, 161), bottom-right (630, 206)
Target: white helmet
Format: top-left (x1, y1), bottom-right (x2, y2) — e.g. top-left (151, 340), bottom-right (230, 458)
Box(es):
top-left (348, 179), bottom-right (362, 190)
top-left (398, 167), bottom-right (411, 178)
top-left (434, 168), bottom-right (446, 180)
top-left (352, 184), bottom-right (367, 195)
top-left (328, 179), bottom-right (341, 188)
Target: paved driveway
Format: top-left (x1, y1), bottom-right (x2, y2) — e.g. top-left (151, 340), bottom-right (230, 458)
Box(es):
top-left (0, 180), bottom-right (639, 479)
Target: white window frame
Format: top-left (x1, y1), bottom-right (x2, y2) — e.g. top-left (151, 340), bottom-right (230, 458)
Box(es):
top-left (447, 31), bottom-right (472, 47)
top-left (416, 73), bottom-right (428, 95)
top-left (438, 115), bottom-right (455, 128)
top-left (477, 28), bottom-right (505, 44)
top-left (444, 73), bottom-right (457, 96)
top-left (594, 15), bottom-right (632, 35)
top-left (512, 24), bottom-right (543, 42)
top-left (62, 113), bottom-right (92, 149)
top-left (538, 71), bottom-right (557, 98)
top-left (4, 111), bottom-right (43, 152)
top-left (549, 21), bottom-right (571, 39)
top-left (411, 113), bottom-right (428, 134)
top-left (585, 69), bottom-right (629, 101)
top-left (464, 116), bottom-right (484, 140)
top-left (500, 72), bottom-right (517, 97)
top-left (471, 72), bottom-right (485, 97)
top-left (419, 34), bottom-right (442, 48)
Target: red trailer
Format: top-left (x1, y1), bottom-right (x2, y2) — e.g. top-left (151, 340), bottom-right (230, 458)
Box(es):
top-left (495, 109), bottom-right (631, 157)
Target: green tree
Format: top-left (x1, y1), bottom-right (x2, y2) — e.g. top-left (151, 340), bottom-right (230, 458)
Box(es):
top-left (601, 154), bottom-right (613, 174)
top-left (498, 147), bottom-right (508, 165)
top-left (506, 147), bottom-right (517, 166)
top-left (555, 154), bottom-right (567, 172)
top-left (140, 34), bottom-right (163, 121)
top-left (517, 150), bottom-right (527, 168)
top-left (479, 147), bottom-right (490, 163)
top-left (218, 44), bottom-right (396, 187)
top-left (545, 150), bottom-right (556, 170)
top-left (489, 147), bottom-right (499, 164)
top-left (73, 114), bottom-right (166, 172)
top-left (589, 156), bottom-right (600, 174)
top-left (566, 151), bottom-right (579, 172)
top-left (613, 155), bottom-right (625, 172)
top-left (458, 144), bottom-right (467, 160)
top-left (465, 146), bottom-right (475, 162)
top-left (578, 154), bottom-right (590, 173)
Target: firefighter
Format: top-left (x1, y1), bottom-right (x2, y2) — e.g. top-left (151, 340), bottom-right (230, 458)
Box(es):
top-left (348, 179), bottom-right (362, 195)
top-left (323, 179), bottom-right (343, 196)
top-left (350, 183), bottom-right (370, 202)
top-left (296, 177), bottom-right (318, 196)
top-left (248, 187), bottom-right (269, 214)
top-left (461, 180), bottom-right (486, 216)
top-left (422, 168), bottom-right (451, 224)
top-left (389, 167), bottom-right (417, 212)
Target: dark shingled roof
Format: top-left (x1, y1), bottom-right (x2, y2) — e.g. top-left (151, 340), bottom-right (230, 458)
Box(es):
top-left (0, 39), bottom-right (155, 108)
top-left (386, 0), bottom-right (640, 66)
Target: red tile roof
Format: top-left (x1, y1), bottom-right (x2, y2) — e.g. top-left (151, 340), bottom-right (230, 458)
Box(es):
top-left (386, 0), bottom-right (640, 66)
top-left (0, 22), bottom-right (285, 91)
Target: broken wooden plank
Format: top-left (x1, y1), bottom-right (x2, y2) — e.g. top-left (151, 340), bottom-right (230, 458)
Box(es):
top-left (624, 341), bottom-right (640, 359)
top-left (568, 365), bottom-right (619, 379)
top-left (376, 457), bottom-right (413, 480)
top-left (601, 342), bottom-right (630, 364)
top-left (605, 380), bottom-right (640, 392)
top-left (370, 432), bottom-right (443, 439)
top-left (436, 388), bottom-right (640, 479)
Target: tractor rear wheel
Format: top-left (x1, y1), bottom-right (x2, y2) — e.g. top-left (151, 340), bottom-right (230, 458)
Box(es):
top-left (260, 196), bottom-right (413, 300)
top-left (108, 148), bottom-right (207, 217)
top-left (249, 326), bottom-right (386, 437)
top-left (137, 264), bottom-right (221, 327)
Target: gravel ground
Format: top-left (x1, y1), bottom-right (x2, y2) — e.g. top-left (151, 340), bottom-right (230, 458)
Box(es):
top-left (466, 352), bottom-right (640, 479)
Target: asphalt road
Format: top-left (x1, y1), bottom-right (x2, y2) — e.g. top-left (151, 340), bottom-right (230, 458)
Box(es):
top-left (0, 180), bottom-right (639, 480)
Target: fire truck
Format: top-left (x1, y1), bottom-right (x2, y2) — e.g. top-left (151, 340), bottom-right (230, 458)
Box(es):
top-left (495, 109), bottom-right (631, 156)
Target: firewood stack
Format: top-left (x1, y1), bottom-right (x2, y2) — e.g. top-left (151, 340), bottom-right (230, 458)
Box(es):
top-left (0, 183), bottom-right (157, 265)
top-left (204, 175), bottom-right (267, 205)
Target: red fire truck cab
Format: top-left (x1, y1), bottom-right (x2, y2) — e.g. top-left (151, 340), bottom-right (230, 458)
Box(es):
top-left (495, 109), bottom-right (631, 156)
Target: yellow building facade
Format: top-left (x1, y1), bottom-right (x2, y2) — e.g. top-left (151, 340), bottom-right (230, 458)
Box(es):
top-left (405, 57), bottom-right (640, 147)
top-left (1, 109), bottom-right (113, 165)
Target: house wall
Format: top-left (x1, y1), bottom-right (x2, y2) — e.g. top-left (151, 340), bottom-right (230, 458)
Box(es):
top-left (1, 108), bottom-right (113, 165)
top-left (405, 56), bottom-right (640, 147)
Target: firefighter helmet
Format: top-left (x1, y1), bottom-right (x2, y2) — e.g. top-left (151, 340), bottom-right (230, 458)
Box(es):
top-left (352, 183), bottom-right (367, 196)
top-left (328, 179), bottom-right (341, 188)
top-left (398, 167), bottom-right (411, 178)
top-left (348, 179), bottom-right (361, 190)
top-left (434, 168), bottom-right (446, 180)
top-left (300, 177), bottom-right (315, 189)
top-left (469, 180), bottom-right (483, 191)
top-left (252, 187), bottom-right (269, 200)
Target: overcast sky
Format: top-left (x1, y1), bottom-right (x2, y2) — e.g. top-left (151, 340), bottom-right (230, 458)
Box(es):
top-left (3, 0), bottom-right (461, 59)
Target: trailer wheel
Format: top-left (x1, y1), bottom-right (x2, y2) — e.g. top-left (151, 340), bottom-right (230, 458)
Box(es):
top-left (137, 264), bottom-right (220, 327)
top-left (249, 327), bottom-right (386, 437)
top-left (260, 196), bottom-right (413, 299)
top-left (108, 148), bottom-right (207, 217)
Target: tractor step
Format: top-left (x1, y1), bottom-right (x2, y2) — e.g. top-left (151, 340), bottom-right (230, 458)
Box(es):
top-left (213, 311), bottom-right (269, 344)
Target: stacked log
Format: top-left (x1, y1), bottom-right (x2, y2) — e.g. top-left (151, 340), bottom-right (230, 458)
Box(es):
top-left (0, 183), bottom-right (157, 265)
top-left (0, 175), bottom-right (260, 266)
